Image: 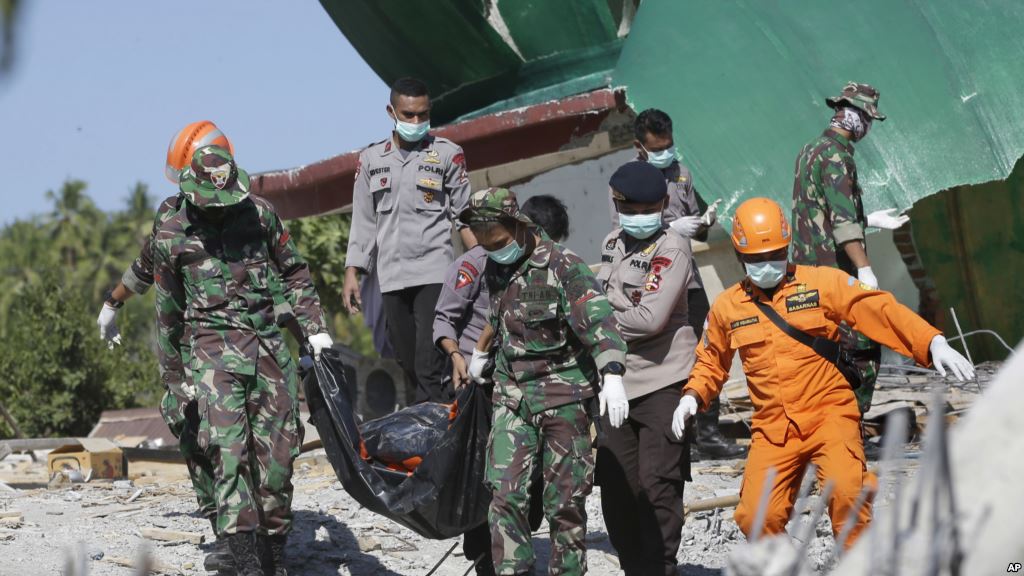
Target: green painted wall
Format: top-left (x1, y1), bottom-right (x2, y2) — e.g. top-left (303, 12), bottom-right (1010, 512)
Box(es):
top-left (910, 157), bottom-right (1024, 361)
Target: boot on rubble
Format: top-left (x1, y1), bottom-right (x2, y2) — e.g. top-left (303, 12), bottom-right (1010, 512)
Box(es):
top-left (696, 398), bottom-right (747, 459)
top-left (225, 532), bottom-right (262, 576)
top-left (259, 534), bottom-right (288, 576)
top-left (204, 517), bottom-right (235, 574)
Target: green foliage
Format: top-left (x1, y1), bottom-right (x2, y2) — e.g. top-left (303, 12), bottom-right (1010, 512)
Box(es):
top-left (0, 180), bottom-right (161, 438)
top-left (288, 213), bottom-right (377, 357)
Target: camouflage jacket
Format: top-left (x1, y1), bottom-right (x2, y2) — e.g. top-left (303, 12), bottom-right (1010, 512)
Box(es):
top-left (486, 232), bottom-right (627, 414)
top-left (122, 194), bottom-right (183, 295)
top-left (790, 128), bottom-right (866, 275)
top-left (153, 196), bottom-right (326, 385)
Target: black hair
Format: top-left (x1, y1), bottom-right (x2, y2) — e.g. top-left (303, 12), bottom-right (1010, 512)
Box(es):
top-left (390, 77), bottom-right (430, 104)
top-left (634, 108), bottom-right (673, 143)
top-left (521, 195), bottom-right (569, 242)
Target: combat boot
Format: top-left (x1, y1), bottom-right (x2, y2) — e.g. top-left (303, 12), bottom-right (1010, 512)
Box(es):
top-left (695, 398), bottom-right (747, 460)
top-left (259, 534), bottom-right (288, 576)
top-left (204, 517), bottom-right (235, 574)
top-left (226, 532), bottom-right (262, 576)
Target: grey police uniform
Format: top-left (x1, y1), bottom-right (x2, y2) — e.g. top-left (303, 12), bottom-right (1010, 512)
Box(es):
top-left (595, 225), bottom-right (696, 576)
top-left (346, 134), bottom-right (472, 402)
top-left (432, 245), bottom-right (490, 359)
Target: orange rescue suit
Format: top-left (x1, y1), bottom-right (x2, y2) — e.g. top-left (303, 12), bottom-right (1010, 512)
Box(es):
top-left (684, 264), bottom-right (940, 547)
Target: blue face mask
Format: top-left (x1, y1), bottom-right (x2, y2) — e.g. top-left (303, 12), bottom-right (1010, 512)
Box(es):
top-left (744, 260), bottom-right (788, 289)
top-left (619, 212), bottom-right (663, 239)
top-left (395, 118), bottom-right (430, 142)
top-left (487, 239), bottom-right (525, 265)
top-left (644, 145), bottom-right (677, 169)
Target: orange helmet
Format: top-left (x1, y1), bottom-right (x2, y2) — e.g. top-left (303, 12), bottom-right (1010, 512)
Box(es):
top-left (165, 121), bottom-right (233, 183)
top-left (731, 197), bottom-right (791, 254)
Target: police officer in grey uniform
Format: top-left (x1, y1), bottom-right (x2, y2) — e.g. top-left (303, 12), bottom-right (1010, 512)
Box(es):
top-left (344, 77), bottom-right (476, 402)
top-left (609, 108), bottom-right (744, 460)
top-left (596, 161), bottom-right (697, 576)
top-left (432, 195), bottom-right (567, 576)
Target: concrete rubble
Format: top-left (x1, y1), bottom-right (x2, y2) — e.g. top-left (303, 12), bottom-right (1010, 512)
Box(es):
top-left (0, 363), bottom-right (1002, 575)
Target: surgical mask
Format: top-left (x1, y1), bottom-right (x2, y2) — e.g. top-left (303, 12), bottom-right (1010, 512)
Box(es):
top-left (744, 260), bottom-right (788, 289)
top-left (619, 212), bottom-right (663, 239)
top-left (394, 118), bottom-right (430, 142)
top-left (644, 145), bottom-right (677, 169)
top-left (487, 239), bottom-right (524, 265)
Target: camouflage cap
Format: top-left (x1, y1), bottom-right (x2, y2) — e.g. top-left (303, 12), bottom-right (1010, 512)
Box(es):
top-left (826, 81), bottom-right (886, 121)
top-left (179, 145), bottom-right (250, 208)
top-left (458, 187), bottom-right (533, 226)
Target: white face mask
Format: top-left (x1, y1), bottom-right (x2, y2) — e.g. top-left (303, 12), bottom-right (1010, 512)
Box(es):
top-left (643, 145), bottom-right (677, 169)
top-left (744, 260), bottom-right (788, 289)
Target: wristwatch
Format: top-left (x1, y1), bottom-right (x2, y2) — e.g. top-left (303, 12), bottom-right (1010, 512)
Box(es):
top-left (104, 289), bottom-right (125, 309)
top-left (600, 361), bottom-right (626, 376)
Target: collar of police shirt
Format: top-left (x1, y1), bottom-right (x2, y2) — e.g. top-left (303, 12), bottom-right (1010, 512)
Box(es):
top-left (382, 133), bottom-right (434, 162)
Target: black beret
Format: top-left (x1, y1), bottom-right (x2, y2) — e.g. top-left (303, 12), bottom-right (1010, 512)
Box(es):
top-left (609, 161), bottom-right (668, 203)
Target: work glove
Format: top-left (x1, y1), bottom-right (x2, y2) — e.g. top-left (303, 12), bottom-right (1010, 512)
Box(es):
top-left (671, 395), bottom-right (699, 440)
top-left (308, 333), bottom-right (334, 359)
top-left (598, 374), bottom-right (629, 428)
top-left (867, 208), bottom-right (910, 230)
top-left (669, 215), bottom-right (702, 239)
top-left (929, 335), bottom-right (975, 381)
top-left (96, 303), bottom-right (122, 349)
top-left (166, 377), bottom-right (196, 402)
top-left (468, 349), bottom-right (490, 384)
top-left (701, 199), bottom-right (723, 227)
top-left (857, 266), bottom-right (879, 289)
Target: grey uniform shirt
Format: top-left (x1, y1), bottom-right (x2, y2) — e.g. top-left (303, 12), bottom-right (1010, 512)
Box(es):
top-left (597, 227), bottom-right (698, 400)
top-left (346, 134), bottom-right (471, 293)
top-left (608, 159), bottom-right (706, 289)
top-left (432, 245), bottom-right (490, 359)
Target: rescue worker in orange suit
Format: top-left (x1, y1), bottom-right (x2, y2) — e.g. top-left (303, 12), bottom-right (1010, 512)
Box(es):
top-left (672, 197), bottom-right (974, 548)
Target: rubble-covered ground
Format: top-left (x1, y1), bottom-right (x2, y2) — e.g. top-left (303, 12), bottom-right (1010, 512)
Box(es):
top-left (0, 364), bottom-right (998, 575)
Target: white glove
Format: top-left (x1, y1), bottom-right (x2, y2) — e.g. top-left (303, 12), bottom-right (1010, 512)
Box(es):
top-left (96, 303), bottom-right (122, 349)
top-left (308, 333), bottom-right (334, 359)
top-left (669, 215), bottom-right (702, 238)
top-left (929, 335), bottom-right (975, 381)
top-left (167, 379), bottom-right (196, 402)
top-left (598, 374), bottom-right (629, 428)
top-left (857, 266), bottom-right (879, 289)
top-left (671, 395), bottom-right (699, 440)
top-left (867, 208), bottom-right (910, 230)
top-left (468, 349), bottom-right (490, 383)
top-left (701, 199), bottom-right (722, 227)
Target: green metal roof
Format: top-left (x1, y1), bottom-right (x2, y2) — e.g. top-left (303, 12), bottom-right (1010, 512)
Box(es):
top-left (612, 0), bottom-right (1024, 221)
top-left (319, 0), bottom-right (632, 124)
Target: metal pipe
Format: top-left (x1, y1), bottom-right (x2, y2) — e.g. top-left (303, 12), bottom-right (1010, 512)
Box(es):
top-left (949, 307), bottom-right (982, 393)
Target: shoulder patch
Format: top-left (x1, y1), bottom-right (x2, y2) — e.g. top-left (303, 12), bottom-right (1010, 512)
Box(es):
top-left (644, 271), bottom-right (662, 292)
top-left (278, 229), bottom-right (291, 247)
top-left (605, 238), bottom-right (617, 251)
top-left (650, 255), bottom-right (673, 272)
top-left (455, 269), bottom-right (474, 289)
top-left (730, 316), bottom-right (759, 329)
top-left (785, 289), bottom-right (820, 312)
top-left (601, 254), bottom-right (614, 263)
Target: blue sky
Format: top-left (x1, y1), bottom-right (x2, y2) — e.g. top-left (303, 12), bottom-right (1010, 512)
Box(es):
top-left (0, 1), bottom-right (390, 223)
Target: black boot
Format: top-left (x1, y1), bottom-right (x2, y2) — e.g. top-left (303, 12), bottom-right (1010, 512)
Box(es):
top-left (204, 517), bottom-right (235, 574)
top-left (259, 534), bottom-right (288, 576)
top-left (225, 533), bottom-right (262, 576)
top-left (696, 398), bottom-right (747, 459)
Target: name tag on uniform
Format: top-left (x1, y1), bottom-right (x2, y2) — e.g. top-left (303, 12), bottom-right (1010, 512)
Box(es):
top-left (520, 286), bottom-right (559, 303)
top-left (786, 289), bottom-right (820, 312)
top-left (730, 316), bottom-right (759, 329)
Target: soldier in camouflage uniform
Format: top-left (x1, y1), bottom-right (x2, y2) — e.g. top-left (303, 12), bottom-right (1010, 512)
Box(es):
top-left (460, 187), bottom-right (628, 576)
top-left (790, 82), bottom-right (908, 418)
top-left (154, 145), bottom-right (332, 575)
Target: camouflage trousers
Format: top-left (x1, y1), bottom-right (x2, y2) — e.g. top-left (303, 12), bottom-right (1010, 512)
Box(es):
top-left (158, 389), bottom-right (217, 518)
top-left (194, 354), bottom-right (302, 536)
top-left (838, 322), bottom-right (881, 414)
top-left (486, 401), bottom-right (594, 576)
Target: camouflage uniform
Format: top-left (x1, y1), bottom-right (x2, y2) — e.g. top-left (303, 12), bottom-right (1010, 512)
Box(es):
top-left (790, 83), bottom-right (886, 413)
top-left (463, 188), bottom-right (627, 576)
top-left (154, 147), bottom-right (326, 536)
